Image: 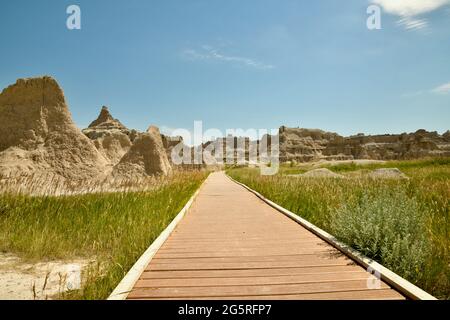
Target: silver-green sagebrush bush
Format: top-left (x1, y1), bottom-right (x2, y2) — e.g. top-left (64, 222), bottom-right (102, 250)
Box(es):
top-left (331, 189), bottom-right (430, 281)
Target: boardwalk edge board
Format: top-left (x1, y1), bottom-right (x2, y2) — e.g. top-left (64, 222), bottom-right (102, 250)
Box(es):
top-left (107, 174), bottom-right (210, 300)
top-left (226, 173), bottom-right (437, 301)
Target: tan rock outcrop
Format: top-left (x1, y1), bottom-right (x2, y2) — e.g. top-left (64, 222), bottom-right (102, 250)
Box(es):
top-left (113, 126), bottom-right (171, 177)
top-left (275, 126), bottom-right (450, 163)
top-left (443, 130), bottom-right (450, 142)
top-left (0, 76), bottom-right (108, 180)
top-left (82, 106), bottom-right (136, 165)
top-left (87, 106), bottom-right (127, 130)
top-left (323, 129), bottom-right (450, 161)
top-left (279, 127), bottom-right (342, 162)
top-left (161, 134), bottom-right (184, 160)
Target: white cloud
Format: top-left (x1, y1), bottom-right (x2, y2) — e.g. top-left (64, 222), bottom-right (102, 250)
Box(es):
top-left (182, 45), bottom-right (275, 70)
top-left (373, 0), bottom-right (450, 16)
top-left (397, 17), bottom-right (429, 30)
top-left (372, 0), bottom-right (450, 30)
top-left (401, 82), bottom-right (450, 97)
top-left (431, 82), bottom-right (450, 94)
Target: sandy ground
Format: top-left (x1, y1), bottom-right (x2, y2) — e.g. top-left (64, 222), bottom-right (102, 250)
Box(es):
top-left (0, 253), bottom-right (91, 300)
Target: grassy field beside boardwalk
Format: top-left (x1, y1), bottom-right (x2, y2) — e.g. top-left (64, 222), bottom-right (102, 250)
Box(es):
top-left (276, 157), bottom-right (450, 178)
top-left (228, 158), bottom-right (450, 299)
top-left (0, 171), bottom-right (209, 299)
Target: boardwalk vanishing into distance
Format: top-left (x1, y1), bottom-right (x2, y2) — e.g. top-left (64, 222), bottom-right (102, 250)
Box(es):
top-left (125, 172), bottom-right (406, 300)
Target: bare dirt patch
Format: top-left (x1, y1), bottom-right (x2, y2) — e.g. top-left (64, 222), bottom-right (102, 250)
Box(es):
top-left (0, 253), bottom-right (91, 300)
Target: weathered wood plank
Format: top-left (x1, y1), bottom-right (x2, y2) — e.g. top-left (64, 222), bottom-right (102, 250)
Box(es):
top-left (128, 280), bottom-right (390, 299)
top-left (146, 260), bottom-right (354, 271)
top-left (150, 254), bottom-right (347, 264)
top-left (140, 266), bottom-right (366, 279)
top-left (126, 172), bottom-right (406, 300)
top-left (154, 249), bottom-right (336, 258)
top-left (135, 272), bottom-right (372, 288)
top-left (130, 289), bottom-right (405, 300)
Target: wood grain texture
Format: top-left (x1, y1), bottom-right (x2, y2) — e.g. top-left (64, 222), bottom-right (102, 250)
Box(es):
top-left (128, 172), bottom-right (405, 300)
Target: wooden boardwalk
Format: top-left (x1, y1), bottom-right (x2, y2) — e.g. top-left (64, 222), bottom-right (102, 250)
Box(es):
top-left (127, 172), bottom-right (405, 300)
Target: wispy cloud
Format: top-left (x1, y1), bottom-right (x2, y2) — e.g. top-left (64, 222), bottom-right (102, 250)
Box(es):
top-left (402, 82), bottom-right (450, 97)
top-left (431, 82), bottom-right (450, 94)
top-left (396, 16), bottom-right (429, 30)
top-left (372, 0), bottom-right (450, 30)
top-left (182, 45), bottom-right (275, 70)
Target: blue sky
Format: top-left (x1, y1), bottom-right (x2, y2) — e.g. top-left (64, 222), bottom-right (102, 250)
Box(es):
top-left (1, 0), bottom-right (449, 141)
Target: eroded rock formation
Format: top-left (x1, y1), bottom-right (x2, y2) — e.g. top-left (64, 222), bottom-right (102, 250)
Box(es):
top-left (278, 127), bottom-right (340, 162)
top-left (277, 126), bottom-right (450, 162)
top-left (161, 134), bottom-right (184, 160)
top-left (112, 126), bottom-right (172, 177)
top-left (0, 76), bottom-right (447, 184)
top-left (0, 76), bottom-right (108, 180)
top-left (82, 106), bottom-right (137, 165)
top-left (0, 77), bottom-right (174, 182)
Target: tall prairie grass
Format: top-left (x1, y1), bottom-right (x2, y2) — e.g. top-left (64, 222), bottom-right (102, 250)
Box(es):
top-left (0, 170), bottom-right (193, 196)
top-left (228, 159), bottom-right (449, 299)
top-left (0, 171), bottom-right (209, 299)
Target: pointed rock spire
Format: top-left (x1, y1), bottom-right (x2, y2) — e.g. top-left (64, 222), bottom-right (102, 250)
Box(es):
top-left (88, 106), bottom-right (127, 130)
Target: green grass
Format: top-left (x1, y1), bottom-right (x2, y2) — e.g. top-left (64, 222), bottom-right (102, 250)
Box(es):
top-left (0, 171), bottom-right (208, 299)
top-left (228, 159), bottom-right (450, 299)
top-left (276, 157), bottom-right (450, 178)
top-left (323, 157), bottom-right (450, 174)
